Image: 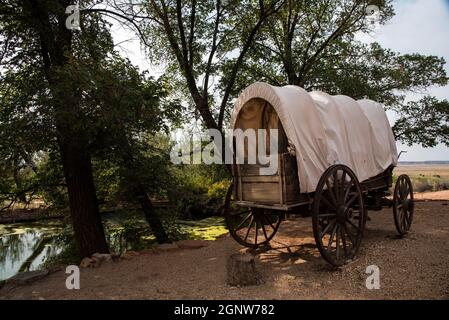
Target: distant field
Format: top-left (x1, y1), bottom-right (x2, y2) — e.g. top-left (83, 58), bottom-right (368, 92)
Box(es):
top-left (395, 164), bottom-right (449, 192)
top-left (395, 164), bottom-right (449, 178)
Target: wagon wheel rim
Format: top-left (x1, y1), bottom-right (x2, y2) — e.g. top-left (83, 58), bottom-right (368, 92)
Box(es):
top-left (225, 207), bottom-right (282, 248)
top-left (312, 165), bottom-right (366, 266)
top-left (393, 174), bottom-right (414, 235)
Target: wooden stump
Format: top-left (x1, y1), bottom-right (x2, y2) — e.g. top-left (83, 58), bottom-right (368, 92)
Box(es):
top-left (226, 253), bottom-right (262, 286)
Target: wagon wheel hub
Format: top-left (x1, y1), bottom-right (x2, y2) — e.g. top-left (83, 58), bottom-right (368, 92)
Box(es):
top-left (336, 205), bottom-right (348, 224)
top-left (401, 199), bottom-right (413, 211)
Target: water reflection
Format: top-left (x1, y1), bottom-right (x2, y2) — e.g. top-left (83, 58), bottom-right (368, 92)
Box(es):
top-left (0, 223), bottom-right (63, 281)
top-left (0, 216), bottom-right (228, 281)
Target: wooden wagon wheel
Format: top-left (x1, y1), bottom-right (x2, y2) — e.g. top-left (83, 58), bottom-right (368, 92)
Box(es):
top-left (393, 174), bottom-right (414, 236)
top-left (225, 206), bottom-right (282, 248)
top-left (222, 182), bottom-right (282, 248)
top-left (312, 165), bottom-right (367, 266)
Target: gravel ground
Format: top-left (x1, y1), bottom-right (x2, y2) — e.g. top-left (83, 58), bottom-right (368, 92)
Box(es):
top-left (1, 199), bottom-right (448, 300)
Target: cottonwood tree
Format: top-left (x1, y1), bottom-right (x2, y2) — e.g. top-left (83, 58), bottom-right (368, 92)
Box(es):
top-left (0, 0), bottom-right (111, 256)
top-left (86, 57), bottom-right (182, 243)
top-left (97, 0), bottom-right (286, 134)
top-left (231, 0), bottom-right (449, 147)
top-left (104, 0), bottom-right (448, 148)
top-left (0, 0), bottom-right (178, 255)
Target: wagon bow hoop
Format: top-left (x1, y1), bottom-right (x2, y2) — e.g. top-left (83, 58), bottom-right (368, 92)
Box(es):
top-left (398, 150), bottom-right (408, 160)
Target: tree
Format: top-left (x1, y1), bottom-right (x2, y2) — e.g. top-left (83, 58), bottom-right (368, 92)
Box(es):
top-left (100, 0), bottom-right (285, 135)
top-left (85, 57), bottom-right (183, 243)
top-left (231, 0), bottom-right (449, 147)
top-left (1, 0), bottom-right (182, 249)
top-left (0, 0), bottom-right (111, 256)
top-left (106, 0), bottom-right (448, 148)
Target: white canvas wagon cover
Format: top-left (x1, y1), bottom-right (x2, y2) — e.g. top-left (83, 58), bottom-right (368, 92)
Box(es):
top-left (230, 82), bottom-right (398, 193)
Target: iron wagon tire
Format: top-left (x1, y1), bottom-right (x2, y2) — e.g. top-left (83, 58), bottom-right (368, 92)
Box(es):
top-left (312, 164), bottom-right (367, 266)
top-left (393, 174), bottom-right (414, 236)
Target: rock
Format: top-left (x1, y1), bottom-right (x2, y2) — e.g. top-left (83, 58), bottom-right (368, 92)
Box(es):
top-left (80, 257), bottom-right (93, 268)
top-left (92, 253), bottom-right (113, 263)
top-left (226, 253), bottom-right (263, 287)
top-left (8, 270), bottom-right (49, 285)
top-left (155, 243), bottom-right (179, 252)
top-left (89, 256), bottom-right (102, 268)
top-left (176, 240), bottom-right (210, 250)
top-left (80, 254), bottom-right (109, 268)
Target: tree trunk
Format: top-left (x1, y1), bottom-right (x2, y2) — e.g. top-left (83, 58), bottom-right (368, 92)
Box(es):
top-left (23, 0), bottom-right (110, 258)
top-left (59, 138), bottom-right (110, 257)
top-left (118, 140), bottom-right (169, 244)
top-left (135, 186), bottom-right (169, 244)
top-left (226, 253), bottom-right (263, 286)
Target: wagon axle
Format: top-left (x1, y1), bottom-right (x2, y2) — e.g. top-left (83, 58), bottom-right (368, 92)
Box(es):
top-left (336, 205), bottom-right (352, 223)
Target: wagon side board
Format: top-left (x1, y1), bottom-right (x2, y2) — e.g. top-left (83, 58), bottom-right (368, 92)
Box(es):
top-left (232, 153), bottom-right (395, 211)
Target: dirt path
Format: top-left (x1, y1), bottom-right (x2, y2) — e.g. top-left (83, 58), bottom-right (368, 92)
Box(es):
top-left (1, 200), bottom-right (449, 300)
top-left (414, 190), bottom-right (449, 201)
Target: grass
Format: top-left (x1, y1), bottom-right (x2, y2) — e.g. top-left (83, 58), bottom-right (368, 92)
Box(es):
top-left (395, 164), bottom-right (449, 193)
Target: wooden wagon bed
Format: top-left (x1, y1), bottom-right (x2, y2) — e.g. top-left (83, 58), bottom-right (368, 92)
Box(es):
top-left (232, 151), bottom-right (395, 211)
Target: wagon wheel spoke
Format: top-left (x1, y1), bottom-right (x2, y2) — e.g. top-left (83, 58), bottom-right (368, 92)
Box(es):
top-left (259, 210), bottom-right (276, 230)
top-left (400, 181), bottom-right (407, 200)
top-left (335, 225), bottom-right (341, 260)
top-left (235, 213), bottom-right (252, 231)
top-left (402, 211), bottom-right (408, 230)
top-left (333, 170), bottom-right (339, 204)
top-left (340, 171), bottom-right (347, 199)
top-left (327, 223), bottom-right (338, 251)
top-left (341, 227), bottom-right (350, 257)
top-left (320, 195), bottom-right (336, 210)
top-left (320, 219), bottom-right (336, 238)
top-left (261, 222), bottom-right (269, 241)
top-left (343, 224), bottom-right (356, 247)
top-left (404, 210), bottom-right (412, 225)
top-left (346, 218), bottom-right (361, 232)
top-left (343, 177), bottom-right (354, 202)
top-left (325, 180), bottom-right (338, 208)
top-left (403, 184), bottom-right (410, 200)
top-left (346, 193), bottom-right (359, 208)
top-left (254, 221), bottom-right (258, 246)
top-left (244, 216), bottom-right (254, 242)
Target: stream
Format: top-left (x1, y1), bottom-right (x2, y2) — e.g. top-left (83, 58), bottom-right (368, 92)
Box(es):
top-left (0, 213), bottom-right (228, 281)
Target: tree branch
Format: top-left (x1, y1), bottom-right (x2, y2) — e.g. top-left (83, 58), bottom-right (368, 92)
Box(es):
top-left (218, 0), bottom-right (286, 129)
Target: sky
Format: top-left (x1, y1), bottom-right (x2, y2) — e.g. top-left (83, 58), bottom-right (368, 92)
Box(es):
top-left (111, 0), bottom-right (449, 161)
top-left (358, 0), bottom-right (449, 161)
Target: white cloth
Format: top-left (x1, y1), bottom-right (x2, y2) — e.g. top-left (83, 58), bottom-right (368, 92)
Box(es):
top-left (230, 82), bottom-right (398, 193)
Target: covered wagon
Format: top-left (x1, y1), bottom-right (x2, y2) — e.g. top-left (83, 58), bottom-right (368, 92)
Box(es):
top-left (225, 82), bottom-right (414, 266)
